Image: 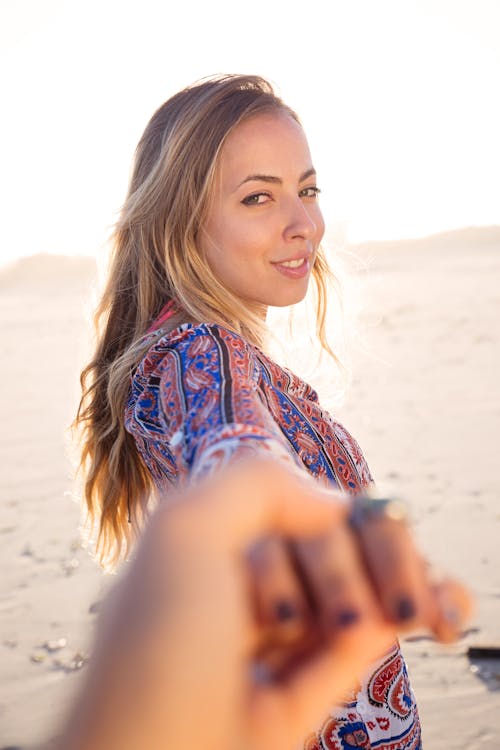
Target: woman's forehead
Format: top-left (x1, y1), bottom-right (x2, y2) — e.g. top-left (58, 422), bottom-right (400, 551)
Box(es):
top-left (216, 112), bottom-right (313, 190)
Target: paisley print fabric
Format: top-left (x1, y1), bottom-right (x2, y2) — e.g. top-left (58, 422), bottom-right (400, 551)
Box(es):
top-left (125, 322), bottom-right (422, 749)
top-left (306, 642), bottom-right (422, 749)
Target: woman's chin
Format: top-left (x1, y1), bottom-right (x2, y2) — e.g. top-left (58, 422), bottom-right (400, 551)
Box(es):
top-left (271, 289), bottom-right (309, 308)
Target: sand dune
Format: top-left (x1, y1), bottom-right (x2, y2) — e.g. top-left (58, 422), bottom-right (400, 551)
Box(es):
top-left (1, 228), bottom-right (499, 748)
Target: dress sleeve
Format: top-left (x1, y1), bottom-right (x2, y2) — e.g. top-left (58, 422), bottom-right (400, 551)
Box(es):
top-left (157, 324), bottom-right (298, 480)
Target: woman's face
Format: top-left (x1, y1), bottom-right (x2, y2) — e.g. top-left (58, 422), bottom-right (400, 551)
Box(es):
top-left (199, 112), bottom-right (325, 315)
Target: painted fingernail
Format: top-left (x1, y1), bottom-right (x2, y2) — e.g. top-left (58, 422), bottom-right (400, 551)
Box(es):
top-left (443, 606), bottom-right (460, 626)
top-left (275, 600), bottom-right (297, 622)
top-left (335, 609), bottom-right (361, 628)
top-left (251, 660), bottom-right (275, 684)
top-left (395, 596), bottom-right (416, 622)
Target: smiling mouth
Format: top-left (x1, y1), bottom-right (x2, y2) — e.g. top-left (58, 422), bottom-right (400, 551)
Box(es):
top-left (277, 258), bottom-right (307, 268)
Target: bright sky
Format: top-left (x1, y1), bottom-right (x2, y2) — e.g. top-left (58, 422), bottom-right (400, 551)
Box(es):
top-left (1, 0), bottom-right (499, 265)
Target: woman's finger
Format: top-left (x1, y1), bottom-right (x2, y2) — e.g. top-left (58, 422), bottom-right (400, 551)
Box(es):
top-left (429, 577), bottom-right (474, 643)
top-left (247, 537), bottom-right (313, 642)
top-left (247, 536), bottom-right (323, 679)
top-left (347, 496), bottom-right (474, 640)
top-left (349, 496), bottom-right (434, 628)
top-left (290, 522), bottom-right (383, 639)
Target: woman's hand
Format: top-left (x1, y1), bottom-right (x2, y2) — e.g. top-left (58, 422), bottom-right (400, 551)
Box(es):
top-left (55, 459), bottom-right (472, 750)
top-left (250, 486), bottom-right (471, 678)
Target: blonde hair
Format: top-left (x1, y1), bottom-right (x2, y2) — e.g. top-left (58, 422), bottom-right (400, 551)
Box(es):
top-left (74, 74), bottom-right (336, 567)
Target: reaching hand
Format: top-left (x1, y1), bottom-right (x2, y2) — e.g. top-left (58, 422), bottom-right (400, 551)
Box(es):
top-left (55, 459), bottom-right (472, 750)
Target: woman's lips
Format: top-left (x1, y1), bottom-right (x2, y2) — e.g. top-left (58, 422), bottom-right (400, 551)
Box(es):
top-left (272, 257), bottom-right (310, 278)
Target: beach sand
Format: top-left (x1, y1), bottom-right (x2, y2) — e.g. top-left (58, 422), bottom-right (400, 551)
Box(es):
top-left (1, 228), bottom-right (499, 748)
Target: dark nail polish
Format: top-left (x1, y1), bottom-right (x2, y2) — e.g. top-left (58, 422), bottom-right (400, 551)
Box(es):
top-left (336, 609), bottom-right (361, 628)
top-left (444, 606), bottom-right (460, 626)
top-left (251, 660), bottom-right (275, 685)
top-left (395, 596), bottom-right (416, 621)
top-left (275, 600), bottom-right (297, 622)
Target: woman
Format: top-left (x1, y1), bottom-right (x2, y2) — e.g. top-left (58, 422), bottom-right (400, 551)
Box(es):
top-left (75, 74), bottom-right (456, 748)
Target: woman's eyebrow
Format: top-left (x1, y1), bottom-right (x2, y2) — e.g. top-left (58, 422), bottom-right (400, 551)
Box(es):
top-left (234, 167), bottom-right (316, 190)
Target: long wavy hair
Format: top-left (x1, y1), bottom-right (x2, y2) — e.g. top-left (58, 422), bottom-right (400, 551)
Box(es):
top-left (74, 73), bottom-right (335, 567)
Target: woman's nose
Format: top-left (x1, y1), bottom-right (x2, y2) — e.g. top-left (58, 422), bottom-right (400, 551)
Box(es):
top-left (283, 197), bottom-right (320, 241)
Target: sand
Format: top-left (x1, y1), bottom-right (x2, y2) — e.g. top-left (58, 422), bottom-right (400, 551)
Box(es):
top-left (1, 228), bottom-right (499, 748)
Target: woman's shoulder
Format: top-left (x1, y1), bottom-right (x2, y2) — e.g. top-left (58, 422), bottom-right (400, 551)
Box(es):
top-left (154, 321), bottom-right (254, 353)
top-left (135, 322), bottom-right (259, 383)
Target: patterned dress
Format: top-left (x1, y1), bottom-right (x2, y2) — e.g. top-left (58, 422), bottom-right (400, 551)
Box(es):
top-left (125, 322), bottom-right (422, 750)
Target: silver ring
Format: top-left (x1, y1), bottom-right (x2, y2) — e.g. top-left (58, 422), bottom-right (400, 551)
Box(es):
top-left (349, 494), bottom-right (407, 529)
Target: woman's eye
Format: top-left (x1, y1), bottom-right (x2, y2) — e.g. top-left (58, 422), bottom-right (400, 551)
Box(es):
top-left (300, 186), bottom-right (321, 199)
top-left (241, 192), bottom-right (272, 206)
